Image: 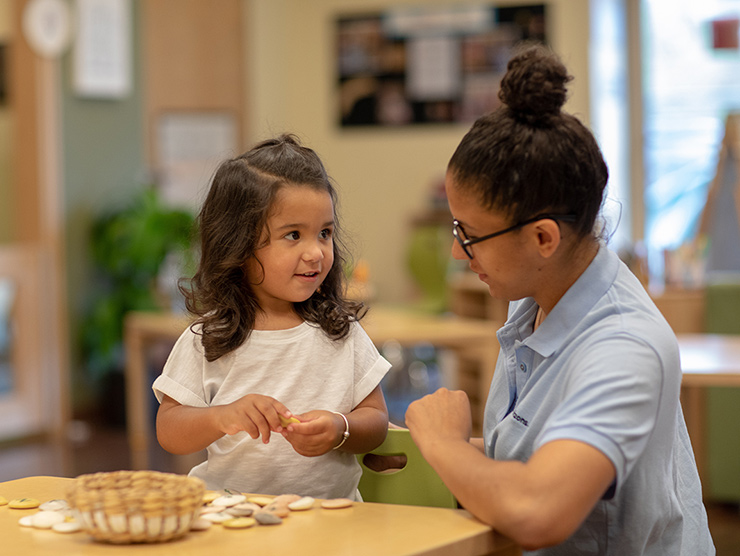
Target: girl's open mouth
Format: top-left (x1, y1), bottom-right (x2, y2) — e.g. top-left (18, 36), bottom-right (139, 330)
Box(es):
top-left (296, 271), bottom-right (320, 280)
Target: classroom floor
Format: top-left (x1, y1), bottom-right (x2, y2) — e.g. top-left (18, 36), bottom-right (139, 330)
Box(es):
top-left (1, 423), bottom-right (739, 555)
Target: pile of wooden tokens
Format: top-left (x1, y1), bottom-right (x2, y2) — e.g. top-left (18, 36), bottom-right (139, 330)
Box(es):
top-left (1, 496), bottom-right (82, 533)
top-left (194, 490), bottom-right (354, 530)
top-left (1, 489), bottom-right (354, 535)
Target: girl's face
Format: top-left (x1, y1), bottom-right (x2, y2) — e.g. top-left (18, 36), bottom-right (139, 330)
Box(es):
top-left (248, 185), bottom-right (335, 315)
top-left (445, 172), bottom-right (538, 301)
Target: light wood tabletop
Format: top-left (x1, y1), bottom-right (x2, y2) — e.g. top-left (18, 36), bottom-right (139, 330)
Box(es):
top-left (678, 333), bottom-right (740, 387)
top-left (676, 333), bottom-right (740, 489)
top-left (0, 476), bottom-right (520, 556)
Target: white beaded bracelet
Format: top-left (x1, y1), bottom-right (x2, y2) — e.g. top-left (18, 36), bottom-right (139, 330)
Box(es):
top-left (331, 411), bottom-right (350, 450)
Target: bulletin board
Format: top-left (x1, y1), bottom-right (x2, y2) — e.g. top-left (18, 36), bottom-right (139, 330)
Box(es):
top-left (156, 111), bottom-right (238, 208)
top-left (337, 3), bottom-right (546, 127)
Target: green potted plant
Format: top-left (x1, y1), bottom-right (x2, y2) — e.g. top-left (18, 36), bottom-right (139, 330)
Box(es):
top-left (81, 187), bottom-right (195, 422)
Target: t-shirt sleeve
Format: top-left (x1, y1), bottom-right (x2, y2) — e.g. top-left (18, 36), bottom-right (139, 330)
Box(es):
top-left (350, 321), bottom-right (392, 407)
top-left (534, 332), bottom-right (674, 495)
top-left (151, 327), bottom-right (210, 408)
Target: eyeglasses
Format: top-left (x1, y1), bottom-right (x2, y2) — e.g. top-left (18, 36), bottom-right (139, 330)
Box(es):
top-left (452, 213), bottom-right (578, 259)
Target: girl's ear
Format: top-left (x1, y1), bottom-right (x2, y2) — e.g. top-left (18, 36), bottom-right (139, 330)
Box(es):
top-left (532, 219), bottom-right (562, 259)
top-left (246, 255), bottom-right (265, 285)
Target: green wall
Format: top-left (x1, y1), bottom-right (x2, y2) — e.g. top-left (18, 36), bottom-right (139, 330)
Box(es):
top-left (61, 0), bottom-right (146, 411)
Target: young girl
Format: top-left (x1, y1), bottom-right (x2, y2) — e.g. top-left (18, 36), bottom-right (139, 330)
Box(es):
top-left (153, 134), bottom-right (391, 499)
top-left (405, 46), bottom-right (714, 554)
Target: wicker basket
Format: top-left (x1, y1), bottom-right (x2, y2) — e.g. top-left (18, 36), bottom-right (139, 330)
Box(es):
top-left (67, 470), bottom-right (205, 544)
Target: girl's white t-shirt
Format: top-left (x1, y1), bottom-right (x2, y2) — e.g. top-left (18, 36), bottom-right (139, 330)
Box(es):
top-left (152, 320), bottom-right (391, 499)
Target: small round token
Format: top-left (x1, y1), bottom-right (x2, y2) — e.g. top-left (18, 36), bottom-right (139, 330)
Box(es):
top-left (202, 491), bottom-right (221, 504)
top-left (190, 518), bottom-right (213, 531)
top-left (226, 506), bottom-right (254, 517)
top-left (279, 415), bottom-right (301, 427)
top-left (212, 494), bottom-right (246, 507)
top-left (32, 510), bottom-right (66, 529)
top-left (288, 496), bottom-right (315, 511)
top-left (0, 496), bottom-right (8, 506)
top-left (223, 517), bottom-right (257, 529)
top-left (201, 512), bottom-right (231, 523)
top-left (200, 505), bottom-right (226, 515)
top-left (272, 494), bottom-right (301, 507)
top-left (321, 498), bottom-right (354, 509)
top-left (52, 521), bottom-right (82, 534)
top-left (232, 502), bottom-right (261, 512)
top-left (9, 498), bottom-right (41, 509)
top-left (254, 511), bottom-right (282, 525)
top-left (18, 515), bottom-right (35, 527)
top-left (247, 496), bottom-right (274, 507)
top-left (263, 505), bottom-right (289, 518)
top-left (40, 499), bottom-right (69, 512)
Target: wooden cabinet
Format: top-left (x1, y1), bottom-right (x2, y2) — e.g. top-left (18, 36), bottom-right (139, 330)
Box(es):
top-left (448, 272), bottom-right (507, 432)
top-left (141, 0), bottom-right (246, 197)
top-left (650, 288), bottom-right (706, 333)
top-left (448, 271), bottom-right (509, 324)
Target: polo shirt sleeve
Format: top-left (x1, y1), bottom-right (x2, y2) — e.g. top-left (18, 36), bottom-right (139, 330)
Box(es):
top-left (534, 332), bottom-right (675, 496)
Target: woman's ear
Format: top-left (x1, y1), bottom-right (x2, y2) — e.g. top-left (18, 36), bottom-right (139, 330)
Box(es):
top-left (532, 219), bottom-right (562, 259)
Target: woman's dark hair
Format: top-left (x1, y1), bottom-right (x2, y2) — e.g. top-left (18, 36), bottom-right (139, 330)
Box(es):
top-left (448, 44), bottom-right (608, 238)
top-left (181, 134), bottom-right (364, 361)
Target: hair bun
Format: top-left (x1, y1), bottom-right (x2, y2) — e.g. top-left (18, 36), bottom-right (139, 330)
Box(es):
top-left (498, 45), bottom-right (572, 125)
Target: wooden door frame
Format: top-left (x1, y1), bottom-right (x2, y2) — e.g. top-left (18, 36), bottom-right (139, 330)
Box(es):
top-left (0, 0), bottom-right (70, 443)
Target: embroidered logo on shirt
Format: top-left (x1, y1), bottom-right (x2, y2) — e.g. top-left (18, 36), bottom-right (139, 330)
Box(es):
top-left (512, 411), bottom-right (529, 426)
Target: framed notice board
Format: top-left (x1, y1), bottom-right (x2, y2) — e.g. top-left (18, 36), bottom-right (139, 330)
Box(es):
top-left (336, 3), bottom-right (546, 127)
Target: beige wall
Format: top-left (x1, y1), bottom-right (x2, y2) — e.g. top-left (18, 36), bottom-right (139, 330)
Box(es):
top-left (247, 0), bottom-right (592, 305)
top-left (0, 1), bottom-right (592, 300)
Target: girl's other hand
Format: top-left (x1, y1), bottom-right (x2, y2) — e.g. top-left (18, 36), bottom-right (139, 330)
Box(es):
top-left (215, 394), bottom-right (293, 444)
top-left (280, 410), bottom-right (344, 456)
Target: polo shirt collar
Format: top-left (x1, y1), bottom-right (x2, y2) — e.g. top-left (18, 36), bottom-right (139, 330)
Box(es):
top-left (514, 244), bottom-right (619, 357)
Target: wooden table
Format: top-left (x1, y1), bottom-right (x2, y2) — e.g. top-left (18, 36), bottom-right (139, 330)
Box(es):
top-left (677, 334), bottom-right (740, 490)
top-left (0, 476), bottom-right (520, 556)
top-left (678, 334), bottom-right (740, 387)
top-left (124, 307), bottom-right (500, 471)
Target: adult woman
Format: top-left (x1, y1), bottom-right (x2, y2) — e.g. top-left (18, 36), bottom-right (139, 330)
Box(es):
top-left (405, 45), bottom-right (714, 555)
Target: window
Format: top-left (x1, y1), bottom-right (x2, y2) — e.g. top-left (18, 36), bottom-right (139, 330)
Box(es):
top-left (641, 0), bottom-right (740, 282)
top-left (590, 0), bottom-right (630, 252)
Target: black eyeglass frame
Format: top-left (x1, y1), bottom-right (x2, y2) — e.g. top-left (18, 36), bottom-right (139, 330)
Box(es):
top-left (452, 213), bottom-right (578, 259)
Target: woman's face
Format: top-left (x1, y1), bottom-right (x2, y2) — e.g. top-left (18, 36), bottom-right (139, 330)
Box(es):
top-left (445, 173), bottom-right (538, 301)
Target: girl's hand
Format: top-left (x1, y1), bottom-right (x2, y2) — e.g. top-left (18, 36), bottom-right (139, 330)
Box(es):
top-left (214, 394), bottom-right (293, 444)
top-left (280, 410), bottom-right (345, 456)
top-left (405, 388), bottom-right (472, 456)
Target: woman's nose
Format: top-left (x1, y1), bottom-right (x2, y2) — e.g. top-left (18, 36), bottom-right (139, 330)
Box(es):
top-left (450, 238), bottom-right (467, 260)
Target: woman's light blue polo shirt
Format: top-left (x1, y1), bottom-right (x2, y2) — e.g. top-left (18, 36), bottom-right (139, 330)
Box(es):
top-left (484, 245), bottom-right (714, 555)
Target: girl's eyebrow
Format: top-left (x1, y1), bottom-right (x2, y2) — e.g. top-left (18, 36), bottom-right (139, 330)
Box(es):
top-left (275, 220), bottom-right (335, 231)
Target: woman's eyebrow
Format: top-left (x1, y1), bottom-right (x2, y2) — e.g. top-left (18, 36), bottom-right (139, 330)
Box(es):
top-left (455, 218), bottom-right (476, 232)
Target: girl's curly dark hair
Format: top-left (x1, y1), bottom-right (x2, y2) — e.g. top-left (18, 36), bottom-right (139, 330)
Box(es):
top-left (180, 134), bottom-right (364, 362)
top-left (448, 44), bottom-right (608, 238)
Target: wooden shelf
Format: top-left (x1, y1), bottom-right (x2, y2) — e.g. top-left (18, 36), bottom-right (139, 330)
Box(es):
top-left (448, 271), bottom-right (509, 323)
